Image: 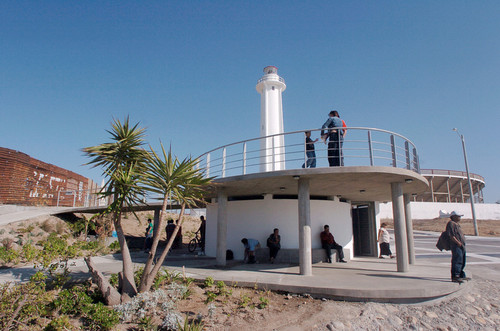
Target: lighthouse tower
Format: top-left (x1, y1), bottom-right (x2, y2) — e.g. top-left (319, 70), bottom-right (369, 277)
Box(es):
top-left (256, 66), bottom-right (287, 172)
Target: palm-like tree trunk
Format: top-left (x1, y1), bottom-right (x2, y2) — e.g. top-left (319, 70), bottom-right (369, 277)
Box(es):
top-left (114, 211), bottom-right (137, 299)
top-left (140, 204), bottom-right (186, 292)
top-left (139, 194), bottom-right (169, 292)
top-left (85, 256), bottom-right (121, 305)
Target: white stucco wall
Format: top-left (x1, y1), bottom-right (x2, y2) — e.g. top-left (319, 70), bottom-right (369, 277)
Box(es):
top-left (378, 202), bottom-right (500, 220)
top-left (205, 194), bottom-right (353, 260)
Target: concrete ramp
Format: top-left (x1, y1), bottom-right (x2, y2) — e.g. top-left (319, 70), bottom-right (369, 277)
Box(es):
top-left (0, 205), bottom-right (74, 226)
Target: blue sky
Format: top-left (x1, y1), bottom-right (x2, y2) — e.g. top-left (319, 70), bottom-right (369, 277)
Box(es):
top-left (1, 1), bottom-right (499, 202)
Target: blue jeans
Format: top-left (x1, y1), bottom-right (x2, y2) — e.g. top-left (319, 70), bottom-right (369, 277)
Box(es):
top-left (302, 151), bottom-right (316, 168)
top-left (451, 244), bottom-right (466, 279)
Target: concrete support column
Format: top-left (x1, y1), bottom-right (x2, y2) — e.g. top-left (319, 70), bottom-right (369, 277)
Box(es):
top-left (298, 177), bottom-right (312, 276)
top-left (403, 194), bottom-right (415, 265)
top-left (216, 189), bottom-right (228, 266)
top-left (391, 182), bottom-right (409, 272)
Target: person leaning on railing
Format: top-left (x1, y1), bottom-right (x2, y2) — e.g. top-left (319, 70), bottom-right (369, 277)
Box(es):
top-left (321, 110), bottom-right (346, 167)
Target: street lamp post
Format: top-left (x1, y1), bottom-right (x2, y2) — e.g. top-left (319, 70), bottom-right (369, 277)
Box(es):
top-left (452, 128), bottom-right (478, 236)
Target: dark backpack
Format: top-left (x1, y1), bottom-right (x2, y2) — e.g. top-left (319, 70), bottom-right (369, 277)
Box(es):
top-left (226, 249), bottom-right (234, 260)
top-left (436, 231), bottom-right (451, 251)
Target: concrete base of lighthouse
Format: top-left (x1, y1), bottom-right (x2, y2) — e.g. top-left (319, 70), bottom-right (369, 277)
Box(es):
top-left (205, 166), bottom-right (428, 274)
top-left (206, 195), bottom-right (353, 262)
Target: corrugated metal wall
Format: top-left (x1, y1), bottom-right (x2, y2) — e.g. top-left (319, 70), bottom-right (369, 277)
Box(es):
top-left (0, 147), bottom-right (97, 207)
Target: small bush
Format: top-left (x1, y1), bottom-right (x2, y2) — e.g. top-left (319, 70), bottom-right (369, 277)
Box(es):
top-left (51, 285), bottom-right (119, 330)
top-left (55, 221), bottom-right (67, 235)
top-left (0, 246), bottom-right (20, 264)
top-left (204, 276), bottom-right (214, 288)
top-left (82, 302), bottom-right (120, 330)
top-left (0, 272), bottom-right (51, 329)
top-left (108, 240), bottom-right (120, 251)
top-left (44, 315), bottom-right (75, 331)
top-left (52, 286), bottom-right (93, 315)
top-left (1, 237), bottom-right (14, 249)
top-left (258, 296), bottom-right (269, 309)
top-left (22, 243), bottom-right (39, 262)
top-left (18, 224), bottom-right (35, 233)
top-left (205, 290), bottom-right (217, 303)
top-left (177, 315), bottom-right (204, 331)
top-left (41, 219), bottom-right (55, 232)
top-left (239, 294), bottom-right (251, 308)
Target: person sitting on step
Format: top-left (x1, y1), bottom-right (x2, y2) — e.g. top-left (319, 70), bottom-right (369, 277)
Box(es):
top-left (320, 225), bottom-right (347, 263)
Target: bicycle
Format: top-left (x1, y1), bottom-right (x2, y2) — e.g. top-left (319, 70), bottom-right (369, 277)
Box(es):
top-left (188, 231), bottom-right (204, 253)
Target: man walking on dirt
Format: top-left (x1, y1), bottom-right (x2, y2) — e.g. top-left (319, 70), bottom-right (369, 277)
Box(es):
top-left (446, 211), bottom-right (470, 283)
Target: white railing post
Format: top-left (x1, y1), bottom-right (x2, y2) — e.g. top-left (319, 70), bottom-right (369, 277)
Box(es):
top-left (243, 142), bottom-right (247, 175)
top-left (405, 141), bottom-right (411, 170)
top-left (206, 153), bottom-right (211, 178)
top-left (413, 148), bottom-right (420, 173)
top-left (304, 132), bottom-right (307, 167)
top-left (390, 135), bottom-right (397, 167)
top-left (368, 130), bottom-right (374, 166)
top-left (222, 147), bottom-right (226, 178)
top-left (272, 136), bottom-right (275, 171)
top-left (73, 191), bottom-right (77, 207)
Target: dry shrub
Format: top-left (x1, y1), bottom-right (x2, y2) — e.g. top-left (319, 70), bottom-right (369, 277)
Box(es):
top-left (41, 219), bottom-right (55, 233)
top-left (2, 238), bottom-right (14, 249)
top-left (55, 221), bottom-right (67, 235)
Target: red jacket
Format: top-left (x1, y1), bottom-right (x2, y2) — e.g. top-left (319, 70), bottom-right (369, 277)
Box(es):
top-left (320, 231), bottom-right (336, 245)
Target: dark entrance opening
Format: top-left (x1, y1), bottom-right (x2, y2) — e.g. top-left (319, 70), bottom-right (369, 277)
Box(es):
top-left (352, 203), bottom-right (376, 256)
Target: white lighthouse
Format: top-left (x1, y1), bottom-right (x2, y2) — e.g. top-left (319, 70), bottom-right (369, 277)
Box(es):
top-left (256, 66), bottom-right (287, 172)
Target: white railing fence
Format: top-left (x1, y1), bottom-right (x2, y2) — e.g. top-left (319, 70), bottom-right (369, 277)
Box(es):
top-left (198, 127), bottom-right (420, 179)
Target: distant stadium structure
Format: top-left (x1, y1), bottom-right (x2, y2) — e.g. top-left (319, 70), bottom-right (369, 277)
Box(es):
top-left (378, 169), bottom-right (498, 220)
top-left (415, 169), bottom-right (485, 203)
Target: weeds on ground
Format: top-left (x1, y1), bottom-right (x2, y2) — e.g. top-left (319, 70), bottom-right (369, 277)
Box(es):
top-left (177, 315), bottom-right (204, 331)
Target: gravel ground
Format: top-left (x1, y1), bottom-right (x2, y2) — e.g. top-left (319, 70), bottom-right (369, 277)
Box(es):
top-left (300, 278), bottom-right (500, 331)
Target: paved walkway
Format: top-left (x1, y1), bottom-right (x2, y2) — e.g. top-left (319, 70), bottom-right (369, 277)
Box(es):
top-left (0, 205), bottom-right (73, 226)
top-left (0, 250), bottom-right (467, 304)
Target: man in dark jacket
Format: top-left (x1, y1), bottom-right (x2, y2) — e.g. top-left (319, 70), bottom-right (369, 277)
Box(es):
top-left (320, 225), bottom-right (347, 263)
top-left (446, 211), bottom-right (470, 283)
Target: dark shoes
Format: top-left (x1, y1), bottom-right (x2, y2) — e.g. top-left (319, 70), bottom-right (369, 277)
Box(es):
top-left (339, 259), bottom-right (347, 263)
top-left (452, 277), bottom-right (471, 283)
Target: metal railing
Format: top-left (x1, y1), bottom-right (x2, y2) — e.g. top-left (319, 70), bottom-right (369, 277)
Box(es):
top-left (198, 127), bottom-right (420, 179)
top-left (257, 76), bottom-right (285, 84)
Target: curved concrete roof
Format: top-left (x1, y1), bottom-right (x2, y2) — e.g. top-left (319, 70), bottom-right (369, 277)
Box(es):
top-left (209, 166), bottom-right (429, 202)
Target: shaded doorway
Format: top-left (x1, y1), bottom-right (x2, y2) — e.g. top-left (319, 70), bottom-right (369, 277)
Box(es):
top-left (352, 203), bottom-right (377, 257)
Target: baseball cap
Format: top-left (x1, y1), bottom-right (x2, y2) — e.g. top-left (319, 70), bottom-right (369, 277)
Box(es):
top-left (450, 211), bottom-right (463, 217)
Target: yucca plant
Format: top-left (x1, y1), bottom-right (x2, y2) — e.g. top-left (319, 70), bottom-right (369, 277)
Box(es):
top-left (138, 143), bottom-right (213, 292)
top-left (82, 117), bottom-right (147, 304)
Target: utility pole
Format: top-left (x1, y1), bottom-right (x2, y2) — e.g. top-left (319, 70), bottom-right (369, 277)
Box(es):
top-left (453, 128), bottom-right (478, 236)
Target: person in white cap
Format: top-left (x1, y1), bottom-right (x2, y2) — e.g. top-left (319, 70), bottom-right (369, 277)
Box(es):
top-left (446, 211), bottom-right (470, 283)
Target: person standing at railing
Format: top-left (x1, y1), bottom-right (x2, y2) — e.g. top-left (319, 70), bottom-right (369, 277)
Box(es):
top-left (302, 131), bottom-right (318, 168)
top-left (321, 110), bottom-right (344, 166)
